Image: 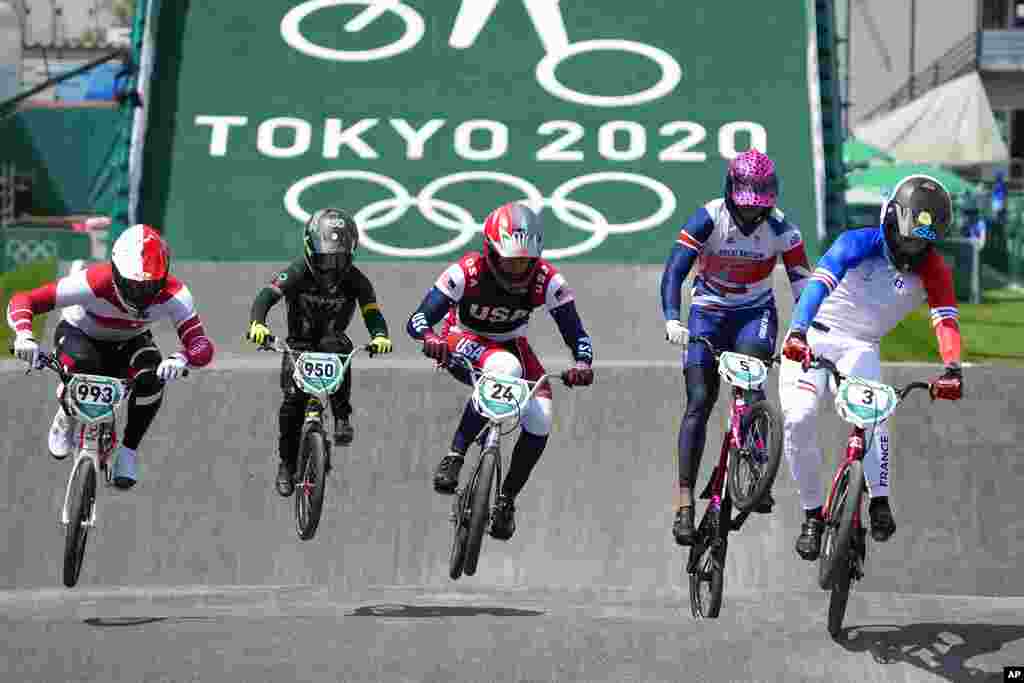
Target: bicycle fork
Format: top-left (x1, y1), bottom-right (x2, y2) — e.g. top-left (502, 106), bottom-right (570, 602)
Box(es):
top-left (823, 428), bottom-right (868, 577)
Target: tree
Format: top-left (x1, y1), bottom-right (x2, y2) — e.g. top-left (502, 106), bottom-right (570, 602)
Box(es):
top-left (110, 0), bottom-right (134, 26)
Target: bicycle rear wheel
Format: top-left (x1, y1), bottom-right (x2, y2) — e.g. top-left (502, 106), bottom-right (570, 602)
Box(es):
top-left (295, 429), bottom-right (328, 541)
top-left (63, 458), bottom-right (96, 588)
top-left (687, 493), bottom-right (731, 618)
top-left (819, 460), bottom-right (863, 637)
top-left (462, 448), bottom-right (498, 577)
top-left (729, 400), bottom-right (783, 513)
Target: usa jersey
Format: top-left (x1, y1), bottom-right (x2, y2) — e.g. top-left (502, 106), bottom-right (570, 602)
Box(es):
top-left (6, 263), bottom-right (214, 367)
top-left (670, 199), bottom-right (810, 311)
top-left (792, 228), bottom-right (959, 345)
top-left (433, 252), bottom-right (574, 342)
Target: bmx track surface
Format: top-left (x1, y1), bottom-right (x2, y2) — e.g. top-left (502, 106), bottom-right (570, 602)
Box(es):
top-left (1, 263), bottom-right (1021, 682)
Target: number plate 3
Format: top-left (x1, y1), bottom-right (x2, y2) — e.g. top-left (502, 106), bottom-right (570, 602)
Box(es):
top-left (835, 379), bottom-right (899, 427)
top-left (294, 352), bottom-right (344, 395)
top-left (66, 374), bottom-right (124, 424)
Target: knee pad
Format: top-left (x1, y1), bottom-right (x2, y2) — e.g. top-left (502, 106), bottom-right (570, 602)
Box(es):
top-left (131, 368), bottom-right (164, 405)
top-left (481, 349), bottom-right (522, 378)
top-left (521, 396), bottom-right (552, 436)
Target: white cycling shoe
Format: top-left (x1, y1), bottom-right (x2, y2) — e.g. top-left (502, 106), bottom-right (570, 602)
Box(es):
top-left (48, 405), bottom-right (73, 459)
top-left (112, 446), bottom-right (138, 489)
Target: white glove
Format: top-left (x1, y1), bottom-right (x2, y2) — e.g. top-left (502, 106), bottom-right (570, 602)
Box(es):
top-left (13, 334), bottom-right (39, 366)
top-left (157, 353), bottom-right (188, 382)
top-left (665, 320), bottom-right (688, 346)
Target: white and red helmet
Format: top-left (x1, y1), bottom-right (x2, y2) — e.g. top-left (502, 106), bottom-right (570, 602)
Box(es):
top-left (481, 202), bottom-right (544, 293)
top-left (110, 224), bottom-right (170, 313)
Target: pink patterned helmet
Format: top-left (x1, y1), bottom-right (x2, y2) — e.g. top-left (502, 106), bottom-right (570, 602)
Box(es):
top-left (724, 150), bottom-right (778, 228)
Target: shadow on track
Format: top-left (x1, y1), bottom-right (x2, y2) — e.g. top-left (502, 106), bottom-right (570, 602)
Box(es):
top-left (349, 604), bottom-right (544, 618)
top-left (834, 623), bottom-right (1024, 682)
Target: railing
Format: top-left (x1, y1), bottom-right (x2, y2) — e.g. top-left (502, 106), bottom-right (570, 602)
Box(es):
top-left (861, 32), bottom-right (978, 123)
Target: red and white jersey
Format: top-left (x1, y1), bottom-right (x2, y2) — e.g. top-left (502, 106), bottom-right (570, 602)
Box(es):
top-left (6, 263), bottom-right (214, 367)
top-left (435, 252), bottom-right (575, 342)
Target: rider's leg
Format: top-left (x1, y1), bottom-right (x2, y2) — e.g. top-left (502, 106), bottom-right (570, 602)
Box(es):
top-left (116, 335), bottom-right (163, 489)
top-left (322, 334), bottom-right (355, 445)
top-left (779, 328), bottom-right (831, 559)
top-left (674, 363), bottom-right (721, 545)
top-left (277, 353), bottom-right (306, 497)
top-left (433, 331), bottom-right (487, 494)
top-left (834, 341), bottom-right (895, 541)
top-left (734, 306), bottom-right (779, 512)
top-left (49, 321), bottom-right (104, 459)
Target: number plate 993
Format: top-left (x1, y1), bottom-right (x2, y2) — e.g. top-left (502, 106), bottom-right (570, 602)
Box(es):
top-left (66, 374), bottom-right (124, 424)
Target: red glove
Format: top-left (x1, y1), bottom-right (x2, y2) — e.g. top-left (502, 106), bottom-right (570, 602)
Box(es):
top-left (782, 331), bottom-right (812, 370)
top-left (562, 361), bottom-right (594, 387)
top-left (422, 331), bottom-right (449, 365)
top-left (930, 366), bottom-right (963, 401)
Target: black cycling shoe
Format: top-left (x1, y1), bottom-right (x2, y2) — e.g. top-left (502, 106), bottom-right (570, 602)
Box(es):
top-left (433, 453), bottom-right (464, 494)
top-left (796, 516), bottom-right (824, 560)
top-left (489, 494), bottom-right (516, 540)
top-left (869, 497), bottom-right (896, 542)
top-left (334, 417), bottom-right (354, 446)
top-left (276, 460), bottom-right (296, 498)
top-left (755, 491), bottom-right (775, 514)
top-left (673, 505), bottom-right (696, 546)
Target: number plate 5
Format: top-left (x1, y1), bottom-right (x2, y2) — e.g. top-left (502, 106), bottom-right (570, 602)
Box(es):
top-left (66, 374), bottom-right (123, 424)
top-left (718, 352), bottom-right (768, 390)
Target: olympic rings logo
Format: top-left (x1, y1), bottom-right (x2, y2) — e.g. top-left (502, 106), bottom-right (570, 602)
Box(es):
top-left (280, 0), bottom-right (682, 108)
top-left (6, 239), bottom-right (58, 265)
top-left (283, 170), bottom-right (677, 258)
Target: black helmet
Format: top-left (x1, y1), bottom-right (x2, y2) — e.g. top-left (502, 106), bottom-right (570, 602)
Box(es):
top-left (303, 208), bottom-right (358, 290)
top-left (880, 174), bottom-right (953, 272)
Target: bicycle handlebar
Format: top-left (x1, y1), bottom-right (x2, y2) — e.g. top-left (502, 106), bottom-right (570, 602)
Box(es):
top-left (256, 334), bottom-right (378, 357)
top-left (807, 354), bottom-right (932, 400)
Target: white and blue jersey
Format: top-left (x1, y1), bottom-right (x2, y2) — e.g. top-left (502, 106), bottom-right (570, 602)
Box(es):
top-left (790, 227), bottom-right (959, 345)
top-left (660, 199), bottom-right (811, 319)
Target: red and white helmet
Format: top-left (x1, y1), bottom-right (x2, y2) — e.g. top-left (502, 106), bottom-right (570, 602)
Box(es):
top-left (110, 224), bottom-right (170, 314)
top-left (482, 202), bottom-right (544, 293)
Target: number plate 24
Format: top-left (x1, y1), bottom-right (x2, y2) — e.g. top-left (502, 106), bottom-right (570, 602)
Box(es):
top-left (474, 375), bottom-right (530, 421)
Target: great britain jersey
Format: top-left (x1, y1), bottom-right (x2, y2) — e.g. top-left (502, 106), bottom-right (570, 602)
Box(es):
top-left (6, 263), bottom-right (214, 367)
top-left (791, 227), bottom-right (961, 361)
top-left (661, 199), bottom-right (811, 320)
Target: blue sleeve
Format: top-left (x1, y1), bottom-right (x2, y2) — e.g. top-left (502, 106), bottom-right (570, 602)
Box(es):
top-left (550, 301), bottom-right (594, 364)
top-left (406, 286), bottom-right (453, 340)
top-left (790, 229), bottom-right (875, 332)
top-left (660, 207), bottom-right (713, 320)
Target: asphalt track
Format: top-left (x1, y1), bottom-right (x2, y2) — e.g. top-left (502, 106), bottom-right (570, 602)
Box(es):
top-left (1, 263), bottom-right (1021, 682)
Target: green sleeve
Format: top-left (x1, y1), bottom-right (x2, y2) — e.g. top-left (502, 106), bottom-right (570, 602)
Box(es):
top-left (249, 261), bottom-right (299, 323)
top-left (353, 268), bottom-right (389, 338)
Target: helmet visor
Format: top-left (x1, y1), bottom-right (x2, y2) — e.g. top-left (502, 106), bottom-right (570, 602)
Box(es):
top-left (730, 175), bottom-right (778, 207)
top-left (119, 278), bottom-right (163, 310)
top-left (500, 257), bottom-right (536, 276)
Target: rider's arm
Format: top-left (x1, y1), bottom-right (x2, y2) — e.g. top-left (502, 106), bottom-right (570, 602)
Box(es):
top-left (773, 215), bottom-right (812, 302)
top-left (660, 207), bottom-right (714, 321)
top-left (6, 265), bottom-right (103, 336)
top-left (250, 262), bottom-right (302, 324)
top-left (790, 229), bottom-right (873, 333)
top-left (351, 267), bottom-right (389, 339)
top-left (540, 272), bottom-right (593, 364)
top-left (162, 280), bottom-right (215, 368)
top-left (914, 248), bottom-right (962, 367)
top-left (406, 263), bottom-right (462, 340)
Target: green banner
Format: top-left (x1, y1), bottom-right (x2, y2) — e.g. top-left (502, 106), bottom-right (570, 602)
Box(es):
top-left (143, 1), bottom-right (820, 262)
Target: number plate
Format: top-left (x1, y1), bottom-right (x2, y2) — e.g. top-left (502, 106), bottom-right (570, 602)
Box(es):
top-left (474, 374), bottom-right (530, 421)
top-left (718, 352), bottom-right (768, 390)
top-left (66, 374), bottom-right (124, 424)
top-left (294, 352), bottom-right (344, 395)
top-left (835, 378), bottom-right (899, 427)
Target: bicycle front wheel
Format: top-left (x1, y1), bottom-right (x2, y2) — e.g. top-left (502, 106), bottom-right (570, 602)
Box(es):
top-left (63, 458), bottom-right (96, 588)
top-left (820, 459), bottom-right (863, 637)
top-left (462, 448), bottom-right (498, 577)
top-left (729, 400), bottom-right (783, 513)
top-left (687, 493), bottom-right (731, 618)
top-left (295, 429), bottom-right (328, 541)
